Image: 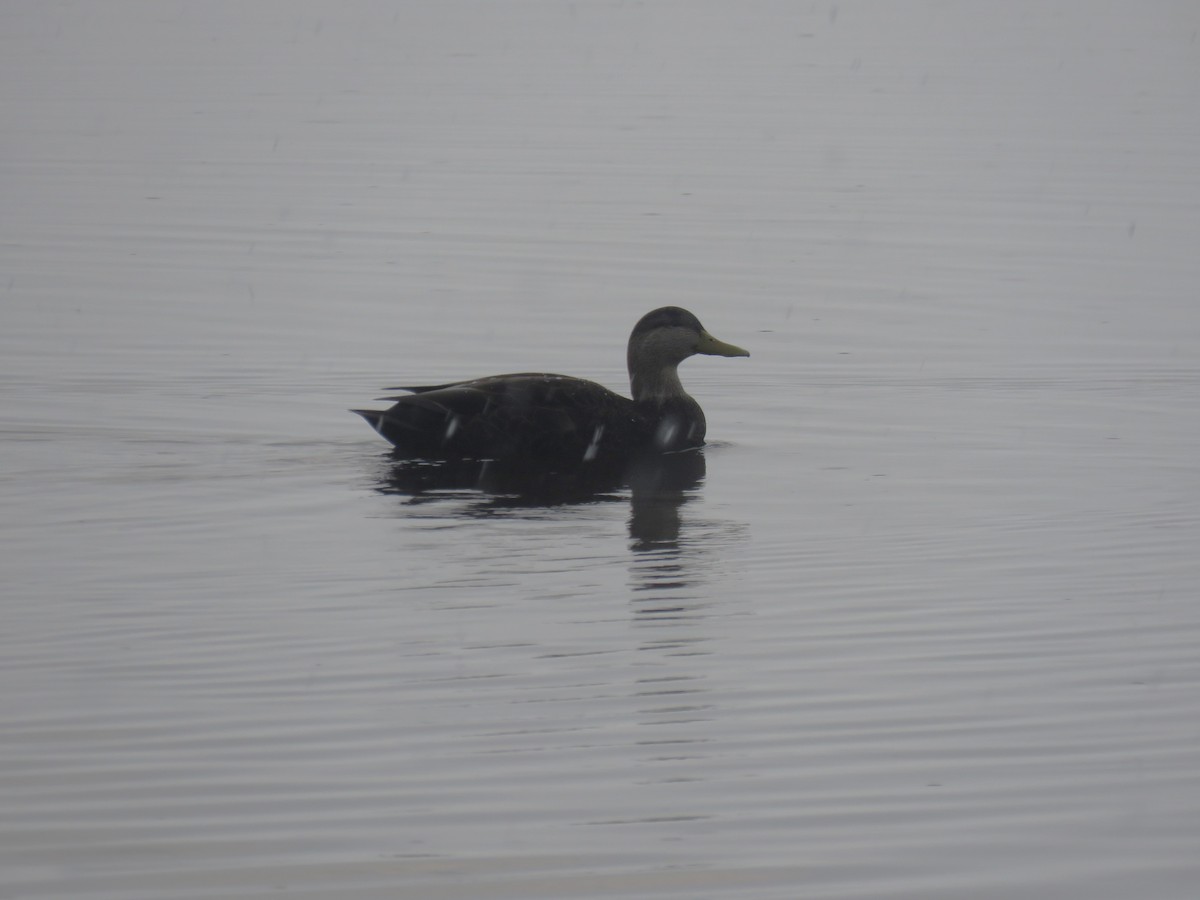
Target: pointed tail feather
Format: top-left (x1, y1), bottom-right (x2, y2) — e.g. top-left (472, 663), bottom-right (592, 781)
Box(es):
top-left (351, 409), bottom-right (393, 441)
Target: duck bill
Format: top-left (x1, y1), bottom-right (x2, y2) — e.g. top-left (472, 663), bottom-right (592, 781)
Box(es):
top-left (696, 330), bottom-right (750, 357)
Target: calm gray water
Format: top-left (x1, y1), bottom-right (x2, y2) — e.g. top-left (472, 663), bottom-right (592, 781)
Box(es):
top-left (3, 2), bottom-right (1199, 898)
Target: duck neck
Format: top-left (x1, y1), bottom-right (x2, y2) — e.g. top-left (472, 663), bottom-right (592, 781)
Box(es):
top-left (629, 362), bottom-right (689, 405)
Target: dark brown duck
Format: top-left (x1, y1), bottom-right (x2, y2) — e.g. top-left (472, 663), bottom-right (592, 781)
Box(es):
top-left (352, 307), bottom-right (749, 463)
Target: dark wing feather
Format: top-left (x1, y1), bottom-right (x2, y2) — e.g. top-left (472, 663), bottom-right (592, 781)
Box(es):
top-left (355, 373), bottom-right (649, 462)
top-left (383, 373), bottom-right (550, 395)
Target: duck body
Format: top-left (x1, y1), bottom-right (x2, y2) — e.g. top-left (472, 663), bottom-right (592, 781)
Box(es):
top-left (353, 307), bottom-right (747, 464)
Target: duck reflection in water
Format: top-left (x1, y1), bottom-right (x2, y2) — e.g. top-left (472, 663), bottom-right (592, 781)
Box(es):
top-left (368, 449), bottom-right (738, 610)
top-left (372, 448), bottom-right (705, 547)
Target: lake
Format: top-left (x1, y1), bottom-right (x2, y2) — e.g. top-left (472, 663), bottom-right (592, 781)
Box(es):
top-left (2, 2), bottom-right (1199, 898)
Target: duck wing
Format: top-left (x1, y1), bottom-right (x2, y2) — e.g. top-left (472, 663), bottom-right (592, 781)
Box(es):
top-left (352, 373), bottom-right (646, 462)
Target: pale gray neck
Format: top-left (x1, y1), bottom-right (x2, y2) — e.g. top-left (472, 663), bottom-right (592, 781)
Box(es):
top-left (629, 363), bottom-right (688, 404)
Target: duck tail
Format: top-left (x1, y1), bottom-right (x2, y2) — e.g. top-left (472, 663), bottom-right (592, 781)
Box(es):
top-left (350, 408), bottom-right (387, 434)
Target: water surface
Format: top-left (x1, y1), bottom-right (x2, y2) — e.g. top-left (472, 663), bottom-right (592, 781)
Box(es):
top-left (3, 2), bottom-right (1199, 898)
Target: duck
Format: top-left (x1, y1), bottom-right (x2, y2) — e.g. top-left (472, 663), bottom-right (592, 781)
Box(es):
top-left (352, 306), bottom-right (749, 464)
